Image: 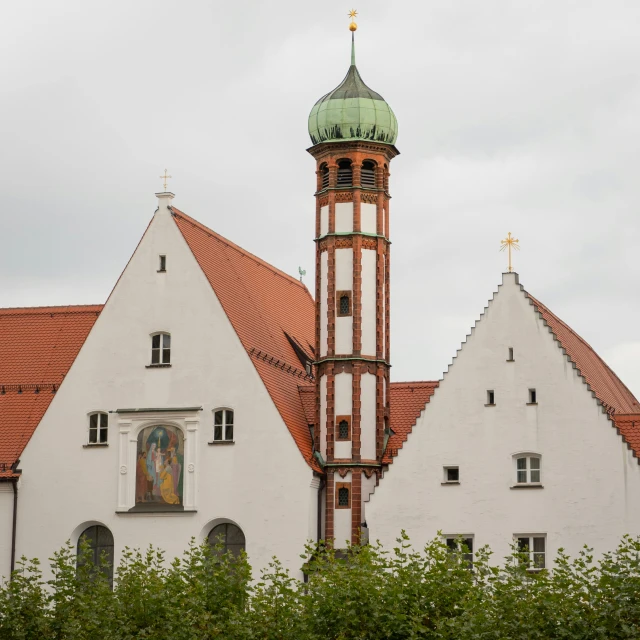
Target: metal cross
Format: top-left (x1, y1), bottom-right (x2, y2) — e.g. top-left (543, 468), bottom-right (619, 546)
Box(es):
top-left (500, 232), bottom-right (520, 273)
top-left (159, 169), bottom-right (172, 192)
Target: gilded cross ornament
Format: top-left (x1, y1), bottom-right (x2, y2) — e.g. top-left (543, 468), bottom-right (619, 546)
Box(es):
top-left (349, 9), bottom-right (358, 31)
top-left (500, 232), bottom-right (520, 273)
top-left (159, 169), bottom-right (172, 192)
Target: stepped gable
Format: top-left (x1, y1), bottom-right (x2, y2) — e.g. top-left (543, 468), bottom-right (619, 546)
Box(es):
top-left (383, 381), bottom-right (439, 465)
top-left (527, 294), bottom-right (640, 415)
top-left (171, 208), bottom-right (321, 472)
top-left (526, 293), bottom-right (640, 458)
top-left (0, 305), bottom-right (102, 478)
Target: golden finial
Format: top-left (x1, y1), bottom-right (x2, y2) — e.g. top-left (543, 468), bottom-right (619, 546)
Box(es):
top-left (159, 169), bottom-right (172, 192)
top-left (500, 232), bottom-right (520, 273)
top-left (348, 9), bottom-right (358, 31)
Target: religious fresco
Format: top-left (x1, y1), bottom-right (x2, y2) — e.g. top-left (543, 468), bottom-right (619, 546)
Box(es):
top-left (136, 425), bottom-right (184, 507)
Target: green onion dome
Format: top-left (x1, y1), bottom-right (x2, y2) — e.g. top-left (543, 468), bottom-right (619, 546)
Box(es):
top-left (308, 36), bottom-right (398, 146)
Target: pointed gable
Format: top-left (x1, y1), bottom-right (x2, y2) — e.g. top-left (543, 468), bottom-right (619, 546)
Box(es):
top-left (170, 208), bottom-right (320, 471)
top-left (0, 305), bottom-right (102, 477)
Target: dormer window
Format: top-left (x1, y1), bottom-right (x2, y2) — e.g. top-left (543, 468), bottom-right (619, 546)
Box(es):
top-left (337, 160), bottom-right (352, 187)
top-left (151, 333), bottom-right (171, 365)
top-left (361, 161), bottom-right (376, 188)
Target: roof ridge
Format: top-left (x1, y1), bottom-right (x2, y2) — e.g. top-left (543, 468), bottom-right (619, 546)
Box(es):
top-left (170, 207), bottom-right (308, 291)
top-left (0, 304), bottom-right (103, 314)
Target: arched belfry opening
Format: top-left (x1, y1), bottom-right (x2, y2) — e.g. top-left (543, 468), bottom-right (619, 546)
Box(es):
top-left (337, 160), bottom-right (353, 187)
top-left (361, 161), bottom-right (376, 188)
top-left (320, 163), bottom-right (329, 190)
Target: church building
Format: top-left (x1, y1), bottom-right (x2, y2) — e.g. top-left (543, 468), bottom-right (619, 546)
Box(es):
top-left (1, 20), bottom-right (640, 581)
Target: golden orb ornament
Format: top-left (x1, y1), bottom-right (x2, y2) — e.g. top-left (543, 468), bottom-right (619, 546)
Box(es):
top-left (349, 21), bottom-right (358, 31)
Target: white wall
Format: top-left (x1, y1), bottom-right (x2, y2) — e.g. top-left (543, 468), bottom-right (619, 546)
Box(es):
top-left (16, 197), bottom-right (315, 580)
top-left (335, 373), bottom-right (352, 459)
top-left (361, 203), bottom-right (376, 234)
top-left (360, 374), bottom-right (377, 460)
top-left (320, 205), bottom-right (328, 237)
top-left (369, 273), bottom-right (640, 564)
top-left (361, 249), bottom-right (377, 355)
top-left (335, 203), bottom-right (353, 233)
top-left (320, 252), bottom-right (328, 357)
top-left (335, 249), bottom-right (353, 354)
top-left (0, 483), bottom-right (13, 580)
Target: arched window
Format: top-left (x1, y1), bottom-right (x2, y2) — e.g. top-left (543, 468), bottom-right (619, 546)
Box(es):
top-left (151, 332), bottom-right (171, 365)
top-left (88, 412), bottom-right (108, 444)
top-left (208, 522), bottom-right (246, 558)
top-left (77, 525), bottom-right (114, 585)
top-left (320, 163), bottom-right (329, 189)
top-left (361, 161), bottom-right (376, 188)
top-left (213, 408), bottom-right (234, 442)
top-left (337, 160), bottom-right (352, 187)
top-left (135, 425), bottom-right (184, 508)
top-left (514, 454), bottom-right (541, 484)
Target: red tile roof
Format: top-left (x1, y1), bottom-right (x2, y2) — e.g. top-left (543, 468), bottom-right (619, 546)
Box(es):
top-left (171, 209), bottom-right (321, 472)
top-left (0, 305), bottom-right (102, 477)
top-left (527, 295), bottom-right (640, 415)
top-left (383, 381), bottom-right (439, 464)
top-left (298, 385), bottom-right (316, 426)
top-left (613, 414), bottom-right (640, 459)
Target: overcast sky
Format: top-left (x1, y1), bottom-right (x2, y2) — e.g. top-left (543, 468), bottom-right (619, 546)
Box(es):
top-left (1, 0), bottom-right (639, 397)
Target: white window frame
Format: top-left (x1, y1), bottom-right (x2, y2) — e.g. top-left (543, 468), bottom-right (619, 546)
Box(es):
top-left (150, 332), bottom-right (171, 365)
top-left (212, 408), bottom-right (235, 442)
top-left (514, 534), bottom-right (546, 570)
top-left (443, 466), bottom-right (460, 484)
top-left (116, 410), bottom-right (199, 512)
top-left (444, 534), bottom-right (474, 566)
top-left (87, 411), bottom-right (109, 445)
top-left (514, 453), bottom-right (542, 485)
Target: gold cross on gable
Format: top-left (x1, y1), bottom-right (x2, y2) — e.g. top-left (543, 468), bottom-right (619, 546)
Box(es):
top-left (159, 169), bottom-right (172, 192)
top-left (500, 232), bottom-right (520, 273)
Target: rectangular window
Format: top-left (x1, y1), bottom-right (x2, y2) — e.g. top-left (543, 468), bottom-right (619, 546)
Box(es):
top-left (516, 456), bottom-right (541, 484)
top-left (516, 535), bottom-right (546, 570)
top-left (335, 482), bottom-right (351, 509)
top-left (151, 334), bottom-right (171, 365)
top-left (158, 255), bottom-right (166, 271)
top-left (443, 466), bottom-right (459, 483)
top-left (445, 536), bottom-right (474, 567)
top-left (508, 347), bottom-right (514, 361)
top-left (88, 413), bottom-right (108, 444)
top-left (528, 388), bottom-right (537, 404)
top-left (336, 291), bottom-right (352, 317)
top-left (336, 415), bottom-right (351, 441)
top-left (486, 390), bottom-right (495, 405)
top-left (213, 409), bottom-right (234, 442)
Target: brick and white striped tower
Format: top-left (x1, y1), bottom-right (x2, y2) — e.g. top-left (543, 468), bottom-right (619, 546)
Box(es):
top-left (307, 23), bottom-right (399, 548)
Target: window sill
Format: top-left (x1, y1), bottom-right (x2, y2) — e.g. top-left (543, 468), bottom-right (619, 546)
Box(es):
top-left (208, 440), bottom-right (235, 446)
top-left (83, 443), bottom-right (109, 448)
top-left (506, 359), bottom-right (515, 362)
top-left (146, 363), bottom-right (172, 369)
top-left (511, 484), bottom-right (544, 489)
top-left (116, 508), bottom-right (197, 515)
top-left (441, 481), bottom-right (460, 486)
top-left (157, 269), bottom-right (166, 273)
top-left (484, 403), bottom-right (496, 407)
top-left (526, 402), bottom-right (538, 406)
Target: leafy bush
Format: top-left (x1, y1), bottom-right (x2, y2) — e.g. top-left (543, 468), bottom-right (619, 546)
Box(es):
top-left (2, 534), bottom-right (640, 639)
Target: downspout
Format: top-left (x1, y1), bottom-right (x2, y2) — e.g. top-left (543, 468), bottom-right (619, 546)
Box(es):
top-left (10, 478), bottom-right (18, 575)
top-left (316, 475), bottom-right (325, 543)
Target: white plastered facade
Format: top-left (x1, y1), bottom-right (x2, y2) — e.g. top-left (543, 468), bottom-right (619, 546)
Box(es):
top-left (367, 272), bottom-right (640, 563)
top-left (12, 196), bottom-right (316, 581)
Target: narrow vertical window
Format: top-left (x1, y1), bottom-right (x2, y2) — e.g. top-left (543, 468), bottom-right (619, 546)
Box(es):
top-left (486, 390), bottom-right (495, 405)
top-left (213, 409), bottom-right (234, 442)
top-left (336, 416), bottom-right (351, 441)
top-left (158, 255), bottom-right (167, 272)
top-left (336, 291), bottom-right (352, 317)
top-left (88, 412), bottom-right (108, 444)
top-left (335, 483), bottom-right (351, 508)
top-left (151, 333), bottom-right (171, 365)
top-left (528, 389), bottom-right (537, 404)
top-left (508, 347), bottom-right (514, 361)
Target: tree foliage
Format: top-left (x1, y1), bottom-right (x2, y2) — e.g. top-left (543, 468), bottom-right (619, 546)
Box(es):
top-left (2, 534), bottom-right (640, 639)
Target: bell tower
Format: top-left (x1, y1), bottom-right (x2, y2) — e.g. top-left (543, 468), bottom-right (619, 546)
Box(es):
top-left (307, 16), bottom-right (399, 548)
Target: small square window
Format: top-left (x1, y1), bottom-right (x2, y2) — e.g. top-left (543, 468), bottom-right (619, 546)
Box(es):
top-left (516, 535), bottom-right (546, 570)
top-left (515, 455), bottom-right (542, 484)
top-left (336, 415), bottom-right (351, 441)
top-left (158, 255), bottom-right (166, 272)
top-left (528, 388), bottom-right (537, 404)
top-left (443, 466), bottom-right (459, 483)
top-left (445, 536), bottom-right (474, 567)
top-left (336, 291), bottom-right (352, 317)
top-left (486, 390), bottom-right (495, 406)
top-left (335, 482), bottom-right (351, 509)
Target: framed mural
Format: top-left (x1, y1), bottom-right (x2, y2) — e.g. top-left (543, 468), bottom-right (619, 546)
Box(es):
top-left (135, 425), bottom-right (184, 508)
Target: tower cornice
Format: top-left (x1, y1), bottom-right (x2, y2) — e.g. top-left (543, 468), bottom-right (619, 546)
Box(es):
top-left (307, 140), bottom-right (400, 161)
